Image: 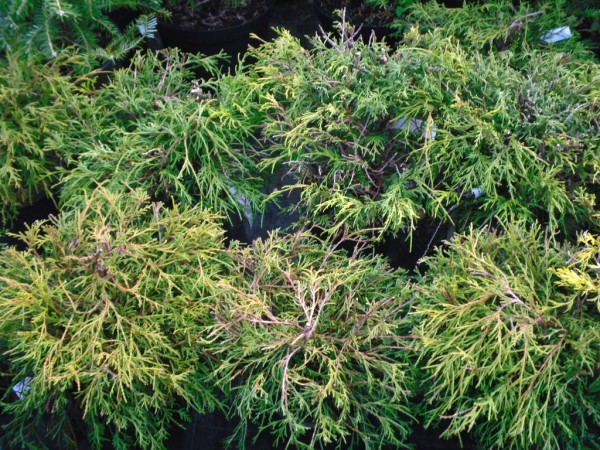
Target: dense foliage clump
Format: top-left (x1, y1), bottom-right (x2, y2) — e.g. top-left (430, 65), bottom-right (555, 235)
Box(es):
top-left (212, 231), bottom-right (418, 449)
top-left (0, 2), bottom-right (598, 448)
top-left (55, 49), bottom-right (266, 221)
top-left (402, 41), bottom-right (600, 235)
top-left (0, 186), bottom-right (234, 450)
top-left (403, 0), bottom-right (597, 59)
top-left (0, 52), bottom-right (74, 223)
top-left (414, 222), bottom-right (600, 449)
top-left (242, 27), bottom-right (599, 240)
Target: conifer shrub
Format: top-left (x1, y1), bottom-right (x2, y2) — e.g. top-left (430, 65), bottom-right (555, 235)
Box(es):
top-left (0, 186), bottom-right (233, 450)
top-left (0, 52), bottom-right (74, 223)
top-left (403, 0), bottom-right (596, 60)
top-left (245, 29), bottom-right (434, 240)
top-left (56, 49), bottom-right (266, 221)
top-left (244, 27), bottom-right (599, 241)
top-left (405, 43), bottom-right (600, 236)
top-left (212, 230), bottom-right (418, 448)
top-left (414, 222), bottom-right (600, 449)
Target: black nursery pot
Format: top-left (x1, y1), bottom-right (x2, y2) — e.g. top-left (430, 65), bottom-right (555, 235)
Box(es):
top-left (158, 7), bottom-right (272, 72)
top-left (313, 0), bottom-right (396, 43)
top-left (108, 7), bottom-right (140, 32)
top-left (439, 0), bottom-right (462, 7)
top-left (93, 58), bottom-right (127, 88)
top-left (437, 0), bottom-right (484, 7)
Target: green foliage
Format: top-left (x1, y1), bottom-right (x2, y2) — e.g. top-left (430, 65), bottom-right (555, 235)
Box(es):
top-left (555, 231), bottom-right (600, 312)
top-left (212, 231), bottom-right (418, 448)
top-left (414, 222), bottom-right (600, 449)
top-left (0, 186), bottom-right (233, 450)
top-left (241, 27), bottom-right (599, 240)
top-left (367, 0), bottom-right (415, 19)
top-left (403, 0), bottom-right (597, 59)
top-left (404, 43), bottom-right (600, 235)
top-left (320, 0), bottom-right (415, 27)
top-left (0, 4), bottom-right (598, 448)
top-left (0, 0), bottom-right (163, 64)
top-left (565, 0), bottom-right (600, 55)
top-left (55, 49), bottom-right (266, 221)
top-left (0, 51), bottom-right (74, 223)
top-left (244, 29), bottom-right (431, 240)
top-left (565, 0), bottom-right (600, 22)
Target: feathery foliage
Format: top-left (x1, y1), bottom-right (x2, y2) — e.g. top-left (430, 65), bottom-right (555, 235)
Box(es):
top-left (0, 186), bottom-right (233, 450)
top-left (242, 26), bottom-right (599, 240)
top-left (555, 231), bottom-right (600, 312)
top-left (212, 230), bottom-right (418, 449)
top-left (414, 222), bottom-right (600, 449)
top-left (402, 0), bottom-right (597, 60)
top-left (0, 3), bottom-right (598, 448)
top-left (244, 28), bottom-right (431, 240)
top-left (0, 51), bottom-right (74, 223)
top-left (400, 39), bottom-right (600, 235)
top-left (55, 49), bottom-right (266, 221)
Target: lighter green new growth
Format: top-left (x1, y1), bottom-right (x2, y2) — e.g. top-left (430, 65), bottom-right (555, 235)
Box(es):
top-left (555, 231), bottom-right (600, 312)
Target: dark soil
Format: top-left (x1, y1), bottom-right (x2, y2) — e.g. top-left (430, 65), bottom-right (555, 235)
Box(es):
top-left (165, 0), bottom-right (272, 29)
